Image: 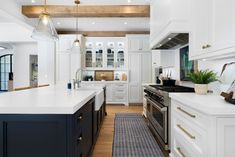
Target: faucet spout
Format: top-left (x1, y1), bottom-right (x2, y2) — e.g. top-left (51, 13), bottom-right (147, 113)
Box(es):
top-left (74, 68), bottom-right (82, 89)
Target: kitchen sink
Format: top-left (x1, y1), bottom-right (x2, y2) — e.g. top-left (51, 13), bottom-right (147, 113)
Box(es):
top-left (75, 87), bottom-right (104, 111)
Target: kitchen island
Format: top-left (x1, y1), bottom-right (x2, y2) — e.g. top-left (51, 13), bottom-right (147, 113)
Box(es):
top-left (0, 86), bottom-right (101, 157)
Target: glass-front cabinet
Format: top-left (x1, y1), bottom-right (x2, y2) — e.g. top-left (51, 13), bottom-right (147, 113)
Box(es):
top-left (95, 42), bottom-right (103, 67)
top-left (107, 42), bottom-right (115, 68)
top-left (84, 39), bottom-right (126, 69)
top-left (85, 42), bottom-right (93, 68)
top-left (116, 42), bottom-right (125, 68)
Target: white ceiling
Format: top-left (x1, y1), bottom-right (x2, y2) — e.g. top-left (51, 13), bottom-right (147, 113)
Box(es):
top-left (16, 0), bottom-right (150, 32)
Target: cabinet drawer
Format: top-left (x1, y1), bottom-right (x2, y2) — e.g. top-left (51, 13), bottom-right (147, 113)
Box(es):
top-left (114, 91), bottom-right (126, 99)
top-left (113, 84), bottom-right (127, 90)
top-left (173, 114), bottom-right (207, 154)
top-left (172, 100), bottom-right (208, 128)
top-left (172, 133), bottom-right (202, 157)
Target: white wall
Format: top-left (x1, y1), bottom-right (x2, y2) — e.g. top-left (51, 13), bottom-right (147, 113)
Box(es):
top-left (38, 41), bottom-right (56, 86)
top-left (13, 43), bottom-right (38, 88)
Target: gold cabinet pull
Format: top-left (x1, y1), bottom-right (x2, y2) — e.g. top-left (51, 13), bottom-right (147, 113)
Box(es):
top-left (177, 107), bottom-right (196, 118)
top-left (177, 147), bottom-right (186, 157)
top-left (177, 124), bottom-right (196, 139)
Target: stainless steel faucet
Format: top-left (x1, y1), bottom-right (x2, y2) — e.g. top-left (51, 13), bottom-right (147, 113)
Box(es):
top-left (73, 68), bottom-right (82, 89)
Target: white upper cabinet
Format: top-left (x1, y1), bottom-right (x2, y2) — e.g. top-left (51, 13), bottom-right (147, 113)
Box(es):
top-left (190, 0), bottom-right (235, 60)
top-left (127, 35), bottom-right (150, 52)
top-left (150, 0), bottom-right (190, 49)
top-left (84, 37), bottom-right (127, 69)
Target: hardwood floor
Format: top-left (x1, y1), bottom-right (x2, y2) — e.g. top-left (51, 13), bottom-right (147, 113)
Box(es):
top-left (92, 104), bottom-right (143, 157)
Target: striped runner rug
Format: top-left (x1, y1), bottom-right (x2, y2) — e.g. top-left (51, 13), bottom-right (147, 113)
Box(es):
top-left (112, 113), bottom-right (164, 157)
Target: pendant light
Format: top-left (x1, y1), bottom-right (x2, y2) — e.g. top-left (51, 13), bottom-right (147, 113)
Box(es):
top-left (73, 0), bottom-right (80, 47)
top-left (31, 0), bottom-right (59, 41)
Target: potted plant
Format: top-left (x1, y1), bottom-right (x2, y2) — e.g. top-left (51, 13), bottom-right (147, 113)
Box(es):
top-left (189, 70), bottom-right (219, 94)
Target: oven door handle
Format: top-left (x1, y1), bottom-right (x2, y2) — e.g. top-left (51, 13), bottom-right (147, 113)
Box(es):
top-left (145, 96), bottom-right (167, 112)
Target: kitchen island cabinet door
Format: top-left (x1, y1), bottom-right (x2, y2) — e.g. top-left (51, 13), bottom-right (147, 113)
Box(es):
top-left (0, 115), bottom-right (67, 157)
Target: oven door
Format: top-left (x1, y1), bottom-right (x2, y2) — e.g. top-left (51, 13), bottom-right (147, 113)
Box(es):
top-left (146, 96), bottom-right (168, 143)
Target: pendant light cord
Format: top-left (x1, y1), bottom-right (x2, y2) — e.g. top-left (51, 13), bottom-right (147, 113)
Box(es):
top-left (44, 0), bottom-right (47, 12)
top-left (76, 2), bottom-right (78, 40)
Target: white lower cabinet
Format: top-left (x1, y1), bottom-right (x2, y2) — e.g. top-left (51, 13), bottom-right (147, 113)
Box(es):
top-left (106, 84), bottom-right (113, 102)
top-left (217, 118), bottom-right (235, 157)
top-left (111, 83), bottom-right (128, 105)
top-left (170, 99), bottom-right (235, 157)
top-left (81, 82), bottom-right (128, 105)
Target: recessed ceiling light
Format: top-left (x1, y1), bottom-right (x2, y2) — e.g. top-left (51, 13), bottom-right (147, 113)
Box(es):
top-left (168, 37), bottom-right (172, 40)
top-left (57, 22), bottom-right (61, 25)
top-left (31, 0), bottom-right (36, 3)
top-left (127, 0), bottom-right (131, 3)
top-left (92, 22), bottom-right (96, 25)
top-left (124, 22), bottom-right (128, 25)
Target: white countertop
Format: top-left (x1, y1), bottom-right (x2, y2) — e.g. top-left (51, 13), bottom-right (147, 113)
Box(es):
top-left (170, 93), bottom-right (235, 116)
top-left (82, 81), bottom-right (128, 84)
top-left (0, 86), bottom-right (96, 114)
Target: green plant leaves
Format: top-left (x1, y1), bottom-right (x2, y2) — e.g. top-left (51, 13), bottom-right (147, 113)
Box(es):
top-left (189, 69), bottom-right (219, 84)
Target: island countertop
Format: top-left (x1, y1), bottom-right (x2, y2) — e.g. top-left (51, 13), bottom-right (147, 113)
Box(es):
top-left (0, 86), bottom-right (96, 114)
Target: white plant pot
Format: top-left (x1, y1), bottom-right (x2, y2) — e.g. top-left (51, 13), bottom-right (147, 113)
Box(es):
top-left (194, 84), bottom-right (208, 95)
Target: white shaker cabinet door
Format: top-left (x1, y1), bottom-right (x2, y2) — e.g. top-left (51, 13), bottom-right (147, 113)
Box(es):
top-left (217, 118), bottom-right (235, 157)
top-left (128, 53), bottom-right (141, 103)
top-left (190, 0), bottom-right (210, 58)
top-left (210, 0), bottom-right (235, 53)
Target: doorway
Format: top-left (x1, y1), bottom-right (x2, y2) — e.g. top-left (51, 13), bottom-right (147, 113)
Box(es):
top-left (0, 54), bottom-right (13, 91)
top-left (29, 55), bottom-right (38, 88)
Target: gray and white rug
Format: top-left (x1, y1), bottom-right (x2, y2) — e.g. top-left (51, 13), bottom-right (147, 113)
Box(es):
top-left (112, 113), bottom-right (164, 157)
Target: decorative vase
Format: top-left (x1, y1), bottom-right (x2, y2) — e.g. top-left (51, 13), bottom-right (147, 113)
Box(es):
top-left (194, 84), bottom-right (208, 95)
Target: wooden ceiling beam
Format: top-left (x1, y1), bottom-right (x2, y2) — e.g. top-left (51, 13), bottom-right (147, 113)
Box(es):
top-left (57, 31), bottom-right (150, 37)
top-left (22, 5), bottom-right (150, 18)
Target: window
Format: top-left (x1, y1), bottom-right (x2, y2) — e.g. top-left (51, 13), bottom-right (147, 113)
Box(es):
top-left (0, 54), bottom-right (13, 91)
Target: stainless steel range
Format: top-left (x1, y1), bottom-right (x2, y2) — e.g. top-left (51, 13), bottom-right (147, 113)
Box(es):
top-left (144, 85), bottom-right (194, 150)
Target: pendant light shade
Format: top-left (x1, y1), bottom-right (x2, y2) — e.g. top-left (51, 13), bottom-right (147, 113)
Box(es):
top-left (31, 0), bottom-right (58, 41)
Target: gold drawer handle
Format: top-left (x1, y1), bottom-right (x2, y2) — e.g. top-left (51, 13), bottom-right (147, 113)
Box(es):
top-left (177, 124), bottom-right (196, 139)
top-left (177, 107), bottom-right (196, 118)
top-left (177, 147), bottom-right (186, 157)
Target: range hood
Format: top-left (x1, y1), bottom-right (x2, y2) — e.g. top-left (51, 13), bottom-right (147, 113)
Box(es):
top-left (153, 33), bottom-right (189, 50)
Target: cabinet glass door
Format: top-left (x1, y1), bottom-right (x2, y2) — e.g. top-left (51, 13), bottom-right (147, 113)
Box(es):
top-left (107, 49), bottom-right (114, 68)
top-left (117, 50), bottom-right (125, 68)
top-left (95, 42), bottom-right (103, 67)
top-left (95, 49), bottom-right (103, 67)
top-left (85, 50), bottom-right (93, 67)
